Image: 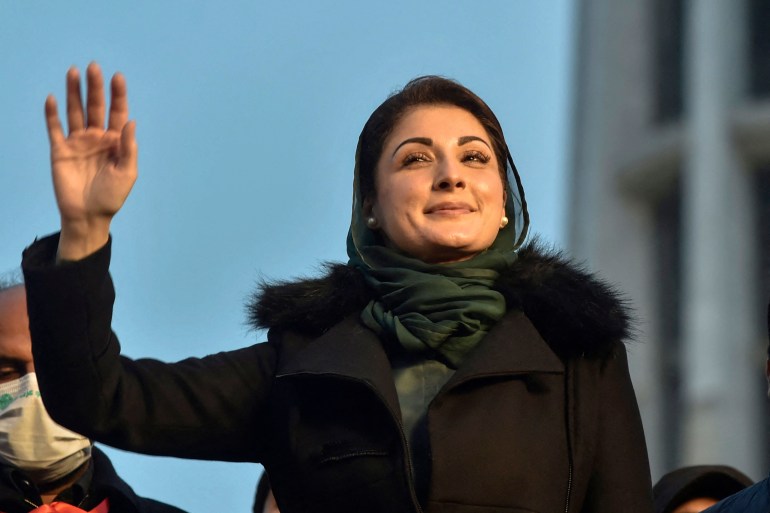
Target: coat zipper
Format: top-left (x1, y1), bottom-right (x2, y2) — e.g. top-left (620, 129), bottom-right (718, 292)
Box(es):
top-left (564, 462), bottom-right (573, 513)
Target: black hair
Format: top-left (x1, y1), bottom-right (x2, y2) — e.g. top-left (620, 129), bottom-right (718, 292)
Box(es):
top-left (0, 269), bottom-right (23, 293)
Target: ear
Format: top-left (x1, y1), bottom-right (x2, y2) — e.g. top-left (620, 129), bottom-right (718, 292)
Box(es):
top-left (363, 196), bottom-right (376, 218)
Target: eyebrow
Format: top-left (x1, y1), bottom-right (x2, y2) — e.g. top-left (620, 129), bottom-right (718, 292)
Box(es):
top-left (392, 137), bottom-right (432, 157)
top-left (0, 357), bottom-right (25, 364)
top-left (0, 357), bottom-right (27, 369)
top-left (458, 135), bottom-right (492, 150)
top-left (391, 135), bottom-right (492, 157)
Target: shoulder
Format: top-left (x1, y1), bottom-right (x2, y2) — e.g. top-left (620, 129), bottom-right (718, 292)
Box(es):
top-left (90, 447), bottom-right (188, 513)
top-left (248, 239), bottom-right (634, 360)
top-left (247, 263), bottom-right (371, 338)
top-left (137, 498), bottom-right (189, 513)
top-left (498, 239), bottom-right (633, 360)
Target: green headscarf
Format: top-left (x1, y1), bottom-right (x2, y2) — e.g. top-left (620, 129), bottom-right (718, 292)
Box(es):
top-left (347, 136), bottom-right (530, 369)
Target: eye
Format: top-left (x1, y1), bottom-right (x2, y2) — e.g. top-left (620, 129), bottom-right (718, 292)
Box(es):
top-left (0, 361), bottom-right (26, 384)
top-left (461, 150), bottom-right (491, 164)
top-left (0, 365), bottom-right (23, 384)
top-left (401, 152), bottom-right (432, 167)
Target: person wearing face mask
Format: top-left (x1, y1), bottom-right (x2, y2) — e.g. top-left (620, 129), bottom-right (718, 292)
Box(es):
top-left (0, 278), bottom-right (186, 513)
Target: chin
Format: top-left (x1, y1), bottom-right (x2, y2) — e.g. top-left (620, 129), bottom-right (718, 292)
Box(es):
top-left (392, 228), bottom-right (495, 264)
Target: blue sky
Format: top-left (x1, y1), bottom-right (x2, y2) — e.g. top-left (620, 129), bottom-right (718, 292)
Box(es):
top-left (0, 1), bottom-right (573, 510)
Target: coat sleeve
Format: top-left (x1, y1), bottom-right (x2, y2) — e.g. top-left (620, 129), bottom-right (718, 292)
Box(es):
top-left (579, 344), bottom-right (654, 513)
top-left (21, 233), bottom-right (276, 462)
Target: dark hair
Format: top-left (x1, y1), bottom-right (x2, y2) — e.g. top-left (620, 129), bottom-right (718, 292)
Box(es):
top-left (652, 465), bottom-right (753, 513)
top-left (0, 269), bottom-right (23, 293)
top-left (358, 75), bottom-right (510, 202)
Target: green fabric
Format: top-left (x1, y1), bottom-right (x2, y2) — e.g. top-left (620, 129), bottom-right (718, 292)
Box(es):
top-left (347, 136), bottom-right (530, 369)
top-left (350, 245), bottom-right (513, 368)
top-left (391, 356), bottom-right (455, 502)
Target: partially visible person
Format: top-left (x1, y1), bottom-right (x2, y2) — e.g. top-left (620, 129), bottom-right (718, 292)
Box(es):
top-left (653, 465), bottom-right (752, 513)
top-left (253, 472), bottom-right (279, 513)
top-left (0, 276), bottom-right (187, 513)
top-left (702, 298), bottom-right (770, 513)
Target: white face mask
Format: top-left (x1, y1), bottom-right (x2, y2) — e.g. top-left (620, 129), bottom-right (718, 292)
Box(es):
top-left (0, 373), bottom-right (91, 484)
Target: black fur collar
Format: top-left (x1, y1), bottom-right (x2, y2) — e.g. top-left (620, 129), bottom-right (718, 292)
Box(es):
top-left (247, 240), bottom-right (633, 360)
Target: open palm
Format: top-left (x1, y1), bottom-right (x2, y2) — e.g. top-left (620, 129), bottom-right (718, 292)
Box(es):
top-left (46, 63), bottom-right (137, 259)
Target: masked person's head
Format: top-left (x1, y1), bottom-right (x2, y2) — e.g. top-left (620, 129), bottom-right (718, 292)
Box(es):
top-left (0, 280), bottom-right (91, 486)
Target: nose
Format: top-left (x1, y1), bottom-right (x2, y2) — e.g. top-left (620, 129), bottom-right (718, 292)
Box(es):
top-left (433, 160), bottom-right (466, 191)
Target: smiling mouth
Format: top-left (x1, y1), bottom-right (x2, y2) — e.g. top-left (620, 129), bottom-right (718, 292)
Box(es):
top-left (425, 203), bottom-right (476, 215)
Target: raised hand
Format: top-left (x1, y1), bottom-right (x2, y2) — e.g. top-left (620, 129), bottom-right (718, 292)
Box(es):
top-left (45, 62), bottom-right (137, 261)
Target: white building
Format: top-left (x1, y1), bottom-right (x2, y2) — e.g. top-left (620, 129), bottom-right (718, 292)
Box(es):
top-left (570, 0), bottom-right (770, 479)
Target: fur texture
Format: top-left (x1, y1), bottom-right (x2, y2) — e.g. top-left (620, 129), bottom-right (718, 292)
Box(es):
top-left (247, 240), bottom-right (633, 360)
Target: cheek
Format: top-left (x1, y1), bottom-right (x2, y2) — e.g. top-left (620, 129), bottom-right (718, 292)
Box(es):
top-left (374, 179), bottom-right (420, 218)
top-left (481, 179), bottom-right (506, 215)
top-left (373, 191), bottom-right (408, 234)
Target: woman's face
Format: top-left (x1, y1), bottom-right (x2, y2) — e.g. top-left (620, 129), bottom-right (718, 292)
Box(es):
top-left (369, 105), bottom-right (506, 263)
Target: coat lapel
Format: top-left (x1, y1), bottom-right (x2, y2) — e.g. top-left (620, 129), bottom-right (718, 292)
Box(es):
top-left (275, 311), bottom-right (563, 411)
top-left (274, 316), bottom-right (402, 419)
top-left (445, 310), bottom-right (564, 389)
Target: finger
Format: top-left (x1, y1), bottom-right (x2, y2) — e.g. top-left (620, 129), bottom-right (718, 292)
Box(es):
top-left (108, 72), bottom-right (129, 131)
top-left (66, 67), bottom-right (85, 133)
top-left (86, 62), bottom-right (106, 129)
top-left (117, 120), bottom-right (138, 175)
top-left (44, 95), bottom-right (66, 146)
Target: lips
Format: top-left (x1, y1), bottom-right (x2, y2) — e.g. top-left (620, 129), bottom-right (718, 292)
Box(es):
top-left (425, 202), bottom-right (476, 214)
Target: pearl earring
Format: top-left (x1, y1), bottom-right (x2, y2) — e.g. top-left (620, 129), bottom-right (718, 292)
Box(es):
top-left (366, 217), bottom-right (378, 229)
top-left (500, 216), bottom-right (509, 228)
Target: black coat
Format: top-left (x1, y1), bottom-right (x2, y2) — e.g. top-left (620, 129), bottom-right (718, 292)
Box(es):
top-left (22, 234), bottom-right (653, 513)
top-left (0, 447), bottom-right (186, 513)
